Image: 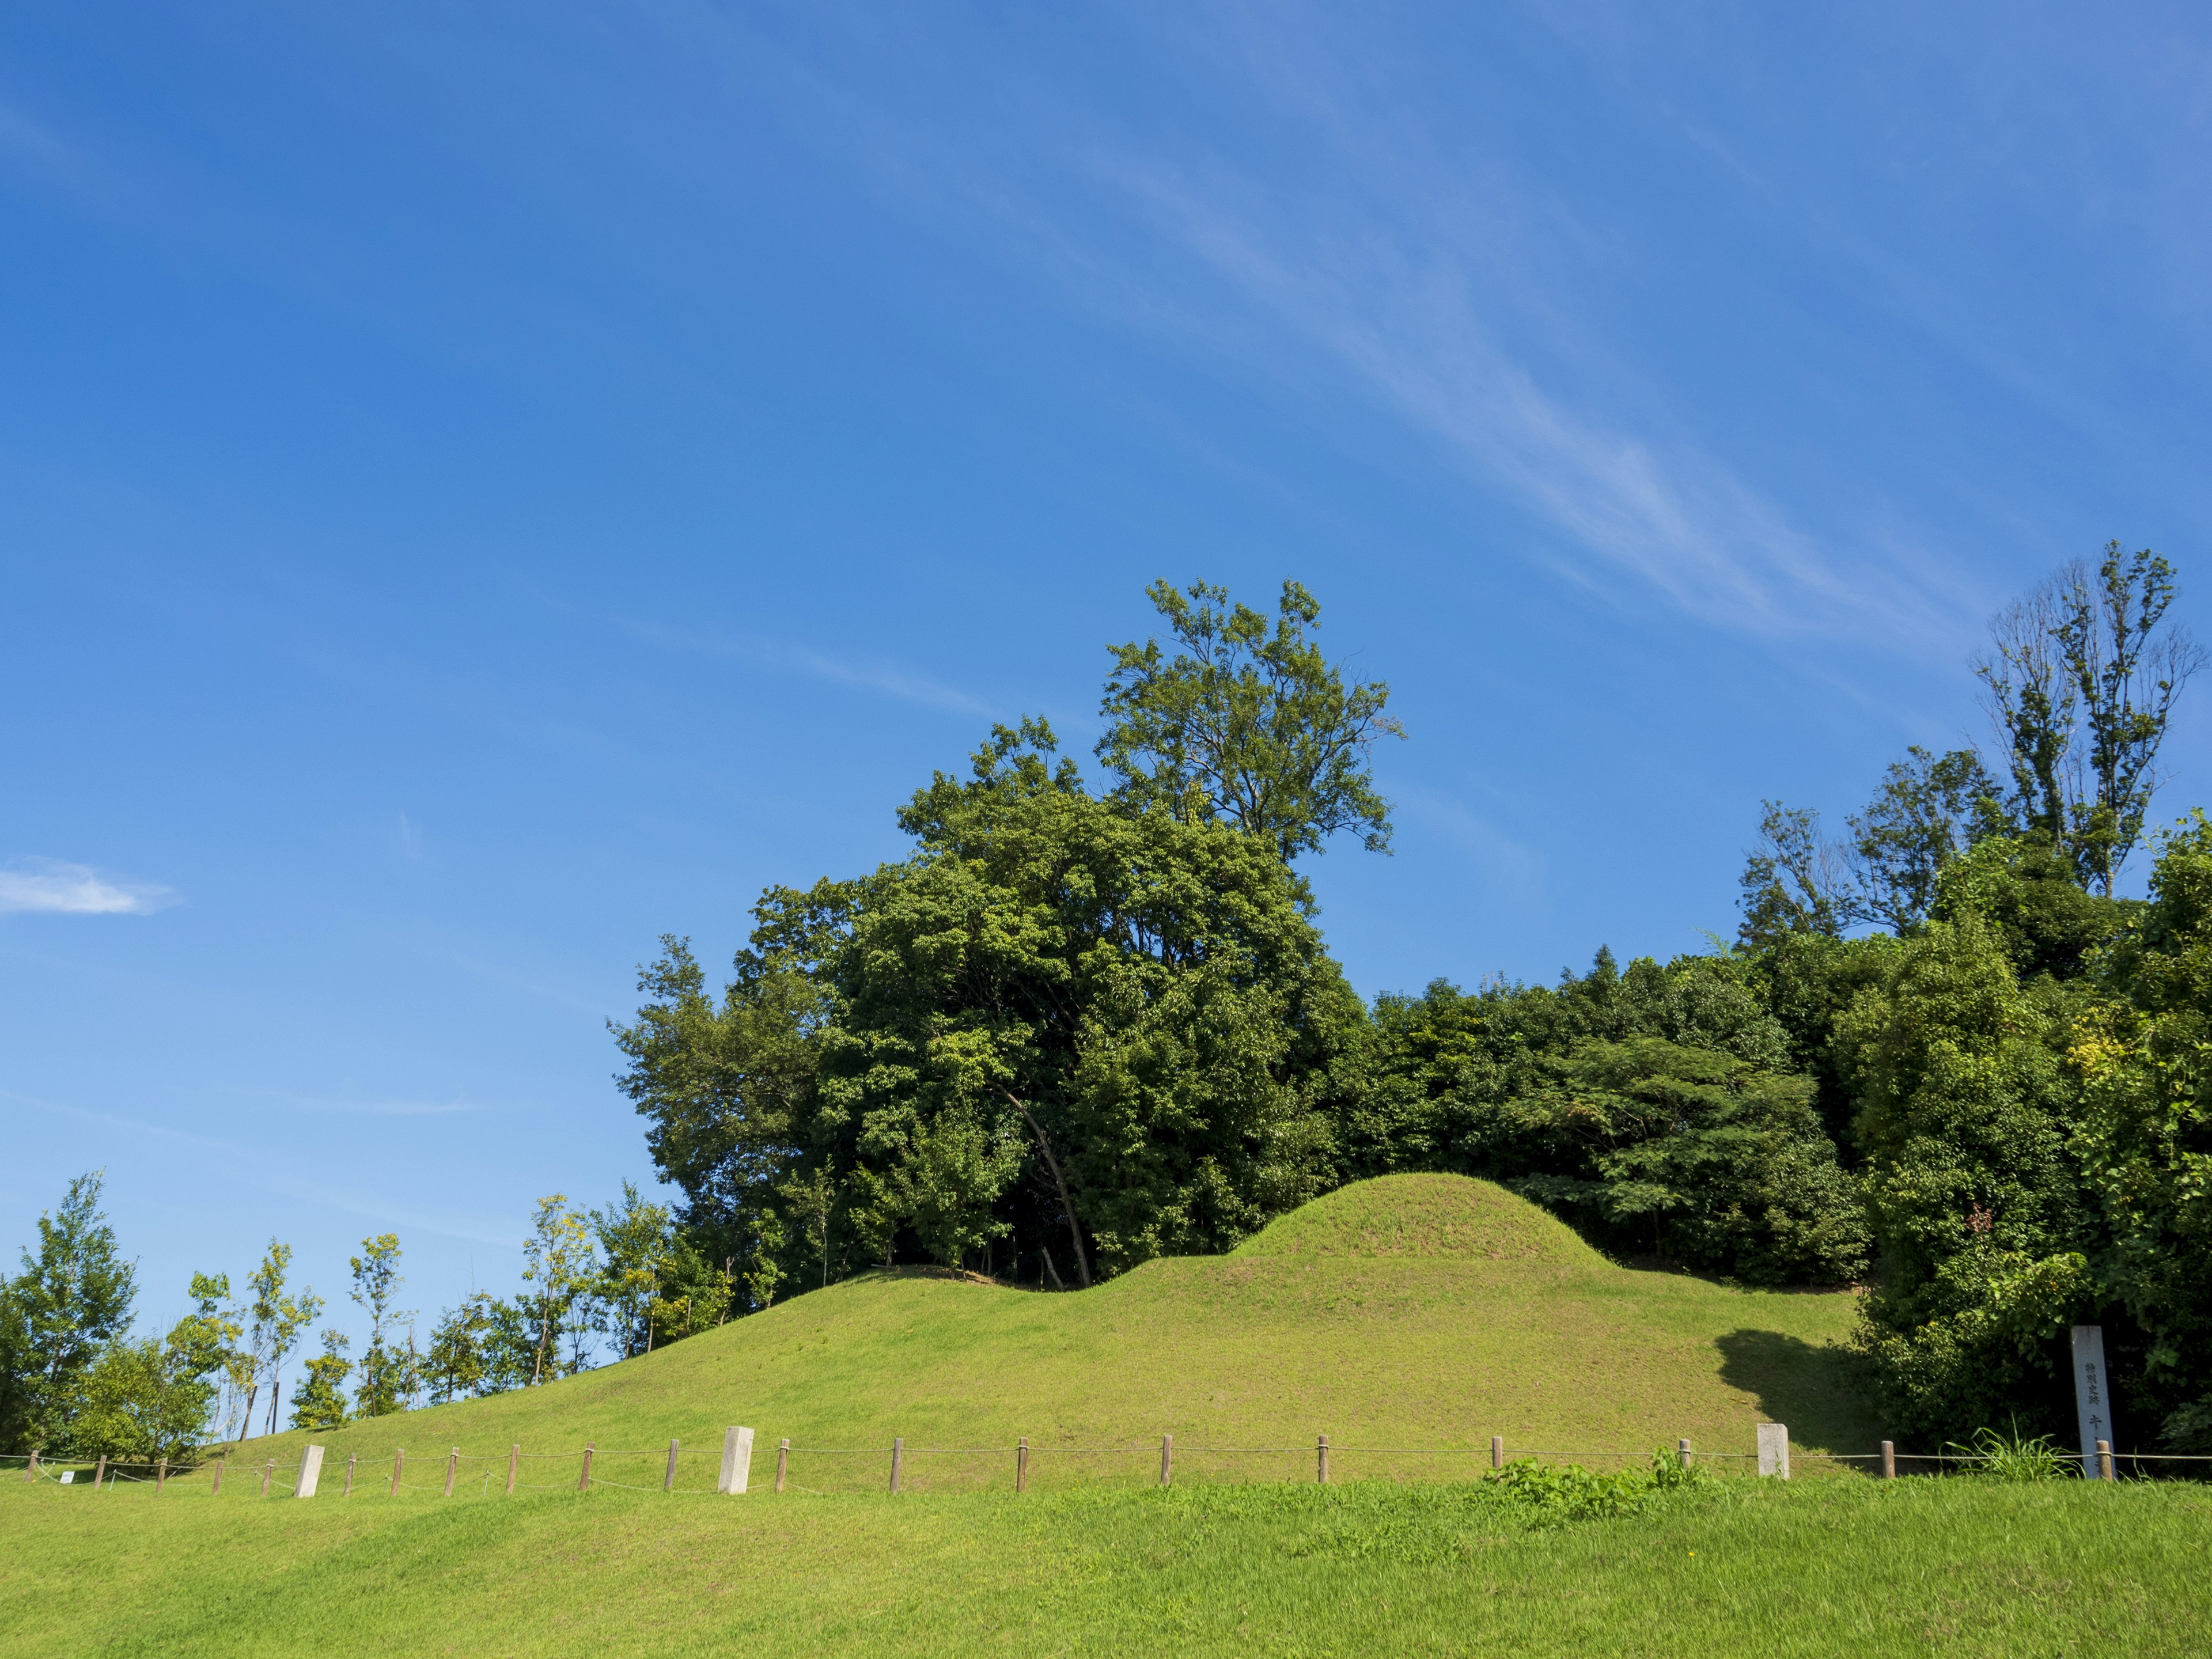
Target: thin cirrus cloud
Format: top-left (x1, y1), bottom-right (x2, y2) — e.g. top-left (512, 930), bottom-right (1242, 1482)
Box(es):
top-left (613, 615), bottom-right (998, 718)
top-left (0, 858), bottom-right (179, 916)
top-left (688, 5), bottom-right (1974, 652)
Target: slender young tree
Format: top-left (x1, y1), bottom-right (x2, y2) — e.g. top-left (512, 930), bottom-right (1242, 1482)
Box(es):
top-left (520, 1197), bottom-right (596, 1386)
top-left (236, 1240), bottom-right (301, 1445)
top-left (1844, 747), bottom-right (2003, 930)
top-left (348, 1234), bottom-right (412, 1419)
top-left (590, 1184), bottom-right (672, 1360)
top-left (261, 1280), bottom-right (321, 1436)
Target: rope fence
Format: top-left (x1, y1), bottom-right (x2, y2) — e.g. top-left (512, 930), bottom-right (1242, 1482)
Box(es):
top-left (7, 1430), bottom-right (2206, 1501)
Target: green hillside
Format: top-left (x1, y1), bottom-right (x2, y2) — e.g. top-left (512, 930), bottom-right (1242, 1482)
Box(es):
top-left (204, 1176), bottom-right (1876, 1494)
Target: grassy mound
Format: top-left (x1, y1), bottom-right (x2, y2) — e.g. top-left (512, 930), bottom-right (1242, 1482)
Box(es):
top-left (1231, 1173), bottom-right (1602, 1263)
top-left (180, 1174), bottom-right (1877, 1496)
top-left (6, 1477), bottom-right (2209, 1656)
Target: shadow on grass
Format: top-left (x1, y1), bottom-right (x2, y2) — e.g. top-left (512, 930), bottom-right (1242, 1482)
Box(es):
top-left (1715, 1328), bottom-right (1881, 1452)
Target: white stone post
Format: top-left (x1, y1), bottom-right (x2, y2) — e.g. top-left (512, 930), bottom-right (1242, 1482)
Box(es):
top-left (717, 1427), bottom-right (755, 1495)
top-left (1756, 1422), bottom-right (1790, 1479)
top-left (297, 1445), bottom-right (325, 1498)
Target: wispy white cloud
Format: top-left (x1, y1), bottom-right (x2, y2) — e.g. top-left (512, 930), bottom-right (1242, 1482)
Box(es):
top-left (0, 858), bottom-right (179, 916)
top-left (0, 1087), bottom-right (522, 1248)
top-left (614, 616), bottom-right (998, 717)
top-left (228, 1088), bottom-right (488, 1118)
top-left (670, 4), bottom-right (1967, 649)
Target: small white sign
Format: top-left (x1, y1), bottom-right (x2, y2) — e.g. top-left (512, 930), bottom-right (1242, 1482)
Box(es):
top-left (59, 1470), bottom-right (74, 1485)
top-left (2072, 1325), bottom-right (2113, 1477)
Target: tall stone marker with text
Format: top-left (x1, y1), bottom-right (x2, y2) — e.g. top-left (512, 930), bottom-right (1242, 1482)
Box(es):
top-left (717, 1427), bottom-right (755, 1495)
top-left (1756, 1422), bottom-right (1790, 1478)
top-left (297, 1445), bottom-right (324, 1498)
top-left (2071, 1325), bottom-right (2113, 1478)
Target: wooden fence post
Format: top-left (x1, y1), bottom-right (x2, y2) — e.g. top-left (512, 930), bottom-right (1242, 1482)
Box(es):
top-left (506, 1445), bottom-right (518, 1495)
top-left (1881, 1441), bottom-right (1896, 1479)
top-left (94, 1455), bottom-right (107, 1490)
top-left (345, 1455), bottom-right (357, 1497)
top-left (579, 1444), bottom-right (594, 1494)
top-left (1490, 1435), bottom-right (1503, 1471)
top-left (22, 1450), bottom-right (35, 1483)
top-left (211, 1458), bottom-right (223, 1496)
top-left (390, 1449), bottom-right (404, 1496)
top-left (1677, 1438), bottom-right (1691, 1471)
top-left (2097, 1439), bottom-right (2115, 1482)
top-left (259, 1459), bottom-right (272, 1498)
top-left (777, 1439), bottom-right (790, 1494)
top-left (889, 1437), bottom-right (904, 1495)
top-left (445, 1448), bottom-right (459, 1498)
top-left (664, 1438), bottom-right (680, 1493)
top-left (1317, 1434), bottom-right (1330, 1486)
top-left (157, 1458), bottom-right (168, 1495)
top-left (1161, 1434), bottom-right (1173, 1487)
top-left (1014, 1437), bottom-right (1026, 1494)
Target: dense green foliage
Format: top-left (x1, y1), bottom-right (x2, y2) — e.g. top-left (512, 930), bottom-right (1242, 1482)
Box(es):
top-left (1341, 955), bottom-right (1868, 1285)
top-left (618, 720), bottom-right (1366, 1287)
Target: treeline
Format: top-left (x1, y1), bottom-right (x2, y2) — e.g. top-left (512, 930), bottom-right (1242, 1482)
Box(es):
top-left (0, 1181), bottom-right (735, 1460)
top-left (9, 557), bottom-right (2209, 1460)
top-left (618, 557), bottom-right (2212, 1452)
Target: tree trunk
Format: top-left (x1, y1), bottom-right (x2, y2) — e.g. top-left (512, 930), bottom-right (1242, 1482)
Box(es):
top-left (999, 1089), bottom-right (1090, 1286)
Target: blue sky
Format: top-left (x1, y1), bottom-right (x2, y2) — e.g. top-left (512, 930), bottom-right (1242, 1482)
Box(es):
top-left (6, 3), bottom-right (2210, 1364)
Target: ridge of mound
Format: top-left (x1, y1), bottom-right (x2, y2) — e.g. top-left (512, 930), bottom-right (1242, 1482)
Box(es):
top-left (1229, 1173), bottom-right (1605, 1265)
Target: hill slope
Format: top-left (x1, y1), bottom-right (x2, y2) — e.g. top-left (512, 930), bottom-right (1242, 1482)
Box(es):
top-left (217, 1176), bottom-right (1876, 1493)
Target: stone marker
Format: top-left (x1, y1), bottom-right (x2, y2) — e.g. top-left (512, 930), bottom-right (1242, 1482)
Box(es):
top-left (2072, 1325), bottom-right (2115, 1480)
top-left (1756, 1422), bottom-right (1790, 1479)
top-left (717, 1426), bottom-right (755, 1495)
top-left (297, 1445), bottom-right (325, 1498)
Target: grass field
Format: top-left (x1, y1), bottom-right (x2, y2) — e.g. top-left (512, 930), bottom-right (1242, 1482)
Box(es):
top-left (5, 1470), bottom-right (2207, 1656)
top-left (176, 1175), bottom-right (1882, 1496)
top-left (12, 1177), bottom-right (2206, 1655)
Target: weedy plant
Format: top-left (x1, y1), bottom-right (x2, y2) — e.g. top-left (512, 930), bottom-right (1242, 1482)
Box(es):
top-left (1480, 1448), bottom-right (1705, 1527)
top-left (1948, 1421), bottom-right (2075, 1482)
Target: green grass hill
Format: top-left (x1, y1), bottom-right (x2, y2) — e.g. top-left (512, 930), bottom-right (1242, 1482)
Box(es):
top-left (209, 1174), bottom-right (1877, 1494)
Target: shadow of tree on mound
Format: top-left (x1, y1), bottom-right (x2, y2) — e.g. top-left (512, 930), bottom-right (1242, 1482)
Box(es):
top-left (1715, 1329), bottom-right (1881, 1452)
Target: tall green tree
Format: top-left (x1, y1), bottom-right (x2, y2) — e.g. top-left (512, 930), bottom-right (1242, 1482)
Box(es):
top-left (1, 1173), bottom-right (137, 1452)
top-left (618, 721), bottom-right (1364, 1290)
top-left (1096, 579), bottom-right (1403, 862)
top-left (1976, 543), bottom-right (2205, 894)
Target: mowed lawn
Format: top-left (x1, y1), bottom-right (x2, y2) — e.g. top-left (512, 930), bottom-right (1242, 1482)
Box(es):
top-left (4, 1474), bottom-right (2207, 1657)
top-left (192, 1177), bottom-right (1881, 1497)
